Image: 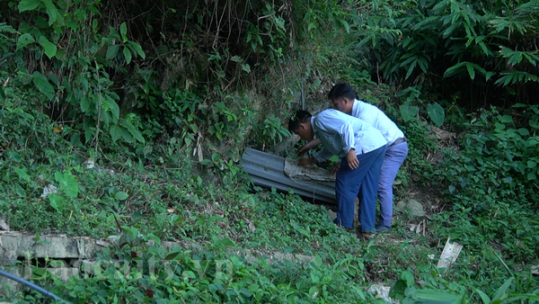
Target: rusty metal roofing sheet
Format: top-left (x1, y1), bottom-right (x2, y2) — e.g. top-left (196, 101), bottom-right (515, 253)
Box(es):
top-left (241, 148), bottom-right (336, 204)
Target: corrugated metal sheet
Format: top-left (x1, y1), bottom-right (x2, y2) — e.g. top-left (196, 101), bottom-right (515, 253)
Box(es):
top-left (241, 148), bottom-right (336, 204)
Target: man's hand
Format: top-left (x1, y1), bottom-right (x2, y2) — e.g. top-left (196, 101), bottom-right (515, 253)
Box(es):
top-left (298, 157), bottom-right (316, 166)
top-left (298, 138), bottom-right (322, 156)
top-left (330, 162), bottom-right (341, 174)
top-left (346, 149), bottom-right (359, 169)
top-left (298, 142), bottom-right (313, 156)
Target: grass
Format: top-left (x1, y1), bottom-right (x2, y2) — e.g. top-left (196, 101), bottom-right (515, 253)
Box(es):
top-left (2, 97), bottom-right (538, 303)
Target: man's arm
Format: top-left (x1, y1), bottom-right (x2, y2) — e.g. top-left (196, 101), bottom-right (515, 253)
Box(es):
top-left (298, 138), bottom-right (321, 155)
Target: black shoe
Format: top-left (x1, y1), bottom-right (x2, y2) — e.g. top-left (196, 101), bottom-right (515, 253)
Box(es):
top-left (375, 224), bottom-right (391, 233)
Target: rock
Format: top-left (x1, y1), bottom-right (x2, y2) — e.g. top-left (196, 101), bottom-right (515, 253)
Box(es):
top-left (395, 199), bottom-right (425, 217)
top-left (395, 200), bottom-right (407, 212)
top-left (40, 184), bottom-right (57, 198)
top-left (84, 158), bottom-right (95, 169)
top-left (327, 209), bottom-right (337, 221)
top-left (0, 219), bottom-right (9, 231)
top-left (407, 199), bottom-right (425, 217)
top-left (273, 134), bottom-right (301, 155)
top-left (284, 158), bottom-right (335, 182)
top-left (368, 284), bottom-right (398, 303)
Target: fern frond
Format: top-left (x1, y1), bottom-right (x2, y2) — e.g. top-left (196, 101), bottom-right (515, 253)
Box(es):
top-left (0, 23), bottom-right (17, 34)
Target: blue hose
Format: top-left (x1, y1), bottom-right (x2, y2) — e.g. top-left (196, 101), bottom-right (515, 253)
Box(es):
top-left (0, 269), bottom-right (69, 303)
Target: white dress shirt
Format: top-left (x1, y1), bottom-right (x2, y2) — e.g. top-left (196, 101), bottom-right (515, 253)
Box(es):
top-left (313, 109), bottom-right (387, 162)
top-left (351, 99), bottom-right (405, 145)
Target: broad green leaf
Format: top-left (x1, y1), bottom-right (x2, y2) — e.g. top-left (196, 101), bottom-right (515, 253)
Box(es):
top-left (38, 36), bottom-right (57, 59)
top-left (314, 254), bottom-right (323, 267)
top-left (107, 26), bottom-right (121, 40)
top-left (14, 167), bottom-right (30, 182)
top-left (43, 0), bottom-right (63, 25)
top-left (80, 96), bottom-right (91, 112)
top-left (400, 104), bottom-right (418, 122)
top-left (517, 128), bottom-right (529, 136)
top-left (120, 127), bottom-right (134, 143)
top-left (498, 115), bottom-right (513, 123)
top-left (110, 124), bottom-right (123, 142)
top-left (120, 22), bottom-right (128, 42)
top-left (527, 172), bottom-right (536, 181)
top-left (145, 233), bottom-right (161, 245)
top-left (242, 63), bottom-right (251, 73)
top-left (101, 96), bottom-right (120, 121)
top-left (17, 33), bottom-right (35, 50)
top-left (399, 271), bottom-right (415, 287)
top-left (127, 41), bottom-right (145, 59)
top-left (120, 119), bottom-right (145, 143)
top-left (123, 46), bottom-right (132, 64)
top-left (427, 102), bottom-right (445, 127)
top-left (55, 171), bottom-right (79, 199)
top-left (389, 280), bottom-right (406, 298)
top-left (49, 194), bottom-right (64, 214)
top-left (18, 0), bottom-right (41, 12)
top-left (230, 55), bottom-right (243, 62)
top-left (32, 71), bottom-right (55, 100)
top-left (219, 237), bottom-right (237, 247)
top-left (106, 44), bottom-right (120, 60)
top-left (16, 184), bottom-right (26, 197)
top-left (115, 191), bottom-right (129, 201)
top-left (527, 161), bottom-right (537, 168)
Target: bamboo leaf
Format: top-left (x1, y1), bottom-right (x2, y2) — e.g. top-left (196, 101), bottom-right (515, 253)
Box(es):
top-left (466, 63), bottom-right (475, 80)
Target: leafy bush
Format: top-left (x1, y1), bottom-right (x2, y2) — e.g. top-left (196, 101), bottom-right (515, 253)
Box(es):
top-left (430, 105), bottom-right (539, 261)
top-left (350, 0), bottom-right (539, 106)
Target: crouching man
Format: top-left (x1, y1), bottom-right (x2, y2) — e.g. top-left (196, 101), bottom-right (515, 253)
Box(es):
top-left (288, 109), bottom-right (387, 238)
top-left (300, 83), bottom-right (409, 232)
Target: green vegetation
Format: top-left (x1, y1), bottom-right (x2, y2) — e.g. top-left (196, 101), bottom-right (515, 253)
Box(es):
top-left (1, 0), bottom-right (538, 302)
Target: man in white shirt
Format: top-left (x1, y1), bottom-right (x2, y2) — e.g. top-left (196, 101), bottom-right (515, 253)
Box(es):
top-left (289, 109), bottom-right (387, 238)
top-left (300, 83), bottom-right (409, 232)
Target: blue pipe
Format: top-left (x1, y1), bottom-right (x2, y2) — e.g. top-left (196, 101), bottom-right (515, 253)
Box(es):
top-left (0, 269), bottom-right (69, 303)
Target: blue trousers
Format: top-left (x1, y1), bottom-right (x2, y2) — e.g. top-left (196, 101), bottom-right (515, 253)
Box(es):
top-left (378, 142), bottom-right (409, 227)
top-left (334, 145), bottom-right (386, 232)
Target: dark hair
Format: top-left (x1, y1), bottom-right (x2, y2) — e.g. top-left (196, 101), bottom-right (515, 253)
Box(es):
top-left (328, 83), bottom-right (357, 101)
top-left (288, 110), bottom-right (312, 133)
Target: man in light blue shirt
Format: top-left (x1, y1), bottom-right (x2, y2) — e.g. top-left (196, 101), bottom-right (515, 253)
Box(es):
top-left (300, 83), bottom-right (408, 232)
top-left (289, 109), bottom-right (387, 238)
